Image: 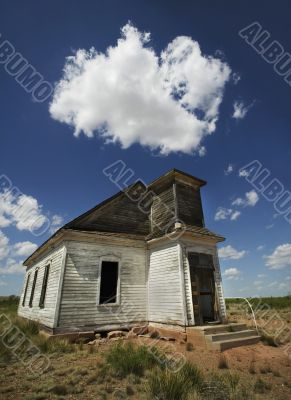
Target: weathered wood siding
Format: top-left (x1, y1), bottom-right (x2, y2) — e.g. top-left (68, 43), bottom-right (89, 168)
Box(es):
top-left (57, 239), bottom-right (147, 329)
top-left (181, 246), bottom-right (195, 325)
top-left (176, 182), bottom-right (204, 227)
top-left (148, 243), bottom-right (184, 325)
top-left (18, 245), bottom-right (65, 328)
top-left (181, 239), bottom-right (227, 325)
top-left (67, 184), bottom-right (150, 235)
top-left (151, 186), bottom-right (175, 236)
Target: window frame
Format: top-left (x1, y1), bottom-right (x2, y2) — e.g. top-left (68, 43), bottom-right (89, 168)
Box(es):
top-left (97, 256), bottom-right (121, 306)
top-left (39, 263), bottom-right (50, 309)
top-left (29, 269), bottom-right (38, 308)
top-left (22, 273), bottom-right (31, 307)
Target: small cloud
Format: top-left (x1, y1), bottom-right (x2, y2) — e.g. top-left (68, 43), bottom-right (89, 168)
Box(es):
top-left (214, 207), bottom-right (241, 221)
top-left (266, 224), bottom-right (274, 230)
top-left (13, 241), bottom-right (38, 257)
top-left (49, 214), bottom-right (64, 234)
top-left (265, 243), bottom-right (291, 270)
top-left (232, 100), bottom-right (253, 120)
top-left (239, 169), bottom-right (249, 178)
top-left (230, 210), bottom-right (241, 221)
top-left (232, 72), bottom-right (241, 85)
top-left (245, 190), bottom-right (259, 206)
top-left (198, 146), bottom-right (206, 157)
top-left (257, 273), bottom-right (266, 278)
top-left (257, 245), bottom-right (265, 251)
top-left (223, 267), bottom-right (241, 280)
top-left (218, 245), bottom-right (246, 260)
top-left (232, 190), bottom-right (259, 207)
top-left (224, 164), bottom-right (234, 176)
top-left (0, 279), bottom-right (7, 287)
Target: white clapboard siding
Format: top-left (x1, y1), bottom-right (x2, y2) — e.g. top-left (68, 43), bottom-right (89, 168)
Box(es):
top-left (57, 240), bottom-right (147, 329)
top-left (212, 249), bottom-right (227, 320)
top-left (148, 243), bottom-right (184, 325)
top-left (182, 246), bottom-right (194, 326)
top-left (18, 245), bottom-right (65, 328)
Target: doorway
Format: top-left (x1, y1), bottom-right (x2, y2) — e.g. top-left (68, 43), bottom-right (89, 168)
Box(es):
top-left (188, 252), bottom-right (216, 325)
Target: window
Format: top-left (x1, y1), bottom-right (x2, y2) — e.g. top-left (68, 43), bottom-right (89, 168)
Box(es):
top-left (22, 274), bottom-right (30, 307)
top-left (99, 261), bottom-right (119, 304)
top-left (29, 269), bottom-right (38, 308)
top-left (39, 264), bottom-right (50, 308)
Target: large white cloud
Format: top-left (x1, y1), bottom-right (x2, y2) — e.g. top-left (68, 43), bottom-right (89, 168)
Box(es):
top-left (50, 23), bottom-right (231, 155)
top-left (265, 243), bottom-right (291, 270)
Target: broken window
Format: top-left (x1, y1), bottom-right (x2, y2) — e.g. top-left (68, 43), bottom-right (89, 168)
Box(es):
top-left (22, 274), bottom-right (30, 306)
top-left (99, 261), bottom-right (119, 304)
top-left (39, 264), bottom-right (50, 308)
top-left (29, 269), bottom-right (38, 308)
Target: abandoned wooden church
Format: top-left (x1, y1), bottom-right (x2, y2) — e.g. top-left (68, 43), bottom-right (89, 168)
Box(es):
top-left (19, 168), bottom-right (226, 329)
top-left (18, 169), bottom-right (260, 349)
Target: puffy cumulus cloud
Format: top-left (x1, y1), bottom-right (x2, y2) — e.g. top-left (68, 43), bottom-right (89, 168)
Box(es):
top-left (223, 267), bottom-right (241, 280)
top-left (0, 231), bottom-right (37, 275)
top-left (13, 241), bottom-right (38, 257)
top-left (0, 230), bottom-right (9, 260)
top-left (0, 258), bottom-right (24, 275)
top-left (218, 245), bottom-right (246, 260)
top-left (214, 207), bottom-right (241, 221)
top-left (232, 190), bottom-right (259, 207)
top-left (265, 243), bottom-right (291, 270)
top-left (50, 23), bottom-right (231, 155)
top-left (49, 214), bottom-right (64, 234)
top-left (0, 190), bottom-right (47, 233)
top-left (232, 101), bottom-right (249, 119)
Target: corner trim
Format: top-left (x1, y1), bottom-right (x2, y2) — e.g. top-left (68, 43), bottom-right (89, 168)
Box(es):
top-left (53, 245), bottom-right (67, 328)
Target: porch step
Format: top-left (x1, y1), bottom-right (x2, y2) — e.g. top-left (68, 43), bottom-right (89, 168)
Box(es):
top-left (211, 335), bottom-right (260, 351)
top-left (199, 323), bottom-right (247, 335)
top-left (187, 323), bottom-right (260, 351)
top-left (205, 329), bottom-right (258, 343)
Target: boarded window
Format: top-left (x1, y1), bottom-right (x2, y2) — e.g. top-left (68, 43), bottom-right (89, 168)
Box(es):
top-left (99, 261), bottom-right (119, 304)
top-left (22, 274), bottom-right (30, 306)
top-left (29, 270), bottom-right (38, 308)
top-left (39, 264), bottom-right (50, 308)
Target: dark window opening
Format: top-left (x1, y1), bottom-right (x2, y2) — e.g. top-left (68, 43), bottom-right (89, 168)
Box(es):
top-left (29, 270), bottom-right (38, 308)
top-left (39, 264), bottom-right (50, 308)
top-left (99, 261), bottom-right (119, 304)
top-left (22, 274), bottom-right (30, 307)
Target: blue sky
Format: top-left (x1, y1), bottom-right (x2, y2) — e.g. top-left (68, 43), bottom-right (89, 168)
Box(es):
top-left (0, 0), bottom-right (290, 297)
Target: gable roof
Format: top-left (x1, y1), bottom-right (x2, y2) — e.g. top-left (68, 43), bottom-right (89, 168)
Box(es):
top-left (23, 169), bottom-right (215, 266)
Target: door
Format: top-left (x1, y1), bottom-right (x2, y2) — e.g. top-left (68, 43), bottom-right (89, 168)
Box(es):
top-left (188, 252), bottom-right (216, 325)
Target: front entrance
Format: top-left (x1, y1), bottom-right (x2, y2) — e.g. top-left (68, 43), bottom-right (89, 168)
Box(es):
top-left (188, 252), bottom-right (216, 325)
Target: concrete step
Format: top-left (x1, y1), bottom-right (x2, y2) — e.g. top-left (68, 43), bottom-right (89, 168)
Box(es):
top-left (205, 329), bottom-right (258, 343)
top-left (200, 323), bottom-right (247, 335)
top-left (211, 335), bottom-right (260, 351)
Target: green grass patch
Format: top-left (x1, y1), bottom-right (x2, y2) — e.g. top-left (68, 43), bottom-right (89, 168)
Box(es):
top-left (104, 342), bottom-right (159, 377)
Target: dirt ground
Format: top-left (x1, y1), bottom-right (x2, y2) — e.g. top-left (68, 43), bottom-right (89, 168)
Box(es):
top-left (1, 336), bottom-right (291, 400)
